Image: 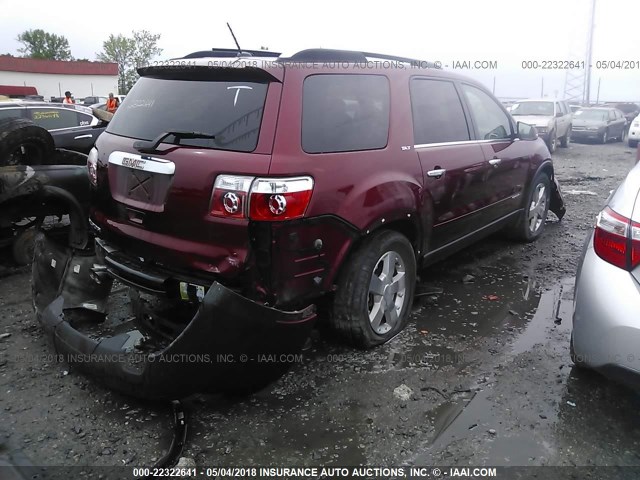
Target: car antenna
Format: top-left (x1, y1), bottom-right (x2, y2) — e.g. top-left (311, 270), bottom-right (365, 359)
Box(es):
top-left (227, 23), bottom-right (249, 57)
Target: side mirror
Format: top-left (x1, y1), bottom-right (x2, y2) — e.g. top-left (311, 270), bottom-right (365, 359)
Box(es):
top-left (556, 111), bottom-right (563, 118)
top-left (517, 122), bottom-right (538, 141)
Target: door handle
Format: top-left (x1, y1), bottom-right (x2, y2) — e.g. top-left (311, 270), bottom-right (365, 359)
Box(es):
top-left (74, 134), bottom-right (93, 140)
top-left (489, 158), bottom-right (502, 167)
top-left (427, 168), bottom-right (446, 178)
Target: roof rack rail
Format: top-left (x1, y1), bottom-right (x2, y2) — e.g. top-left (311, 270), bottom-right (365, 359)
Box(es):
top-left (360, 51), bottom-right (440, 68)
top-left (277, 48), bottom-right (441, 68)
top-left (279, 49), bottom-right (368, 63)
top-left (182, 48), bottom-right (281, 59)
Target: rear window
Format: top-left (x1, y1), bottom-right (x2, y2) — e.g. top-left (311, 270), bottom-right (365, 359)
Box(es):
top-left (302, 74), bottom-right (390, 154)
top-left (106, 76), bottom-right (269, 152)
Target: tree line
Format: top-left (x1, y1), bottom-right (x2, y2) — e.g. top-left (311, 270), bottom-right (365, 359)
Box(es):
top-left (10, 29), bottom-right (163, 94)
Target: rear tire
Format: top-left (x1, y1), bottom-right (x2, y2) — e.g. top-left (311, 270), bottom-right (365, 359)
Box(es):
top-left (547, 131), bottom-right (557, 153)
top-left (506, 172), bottom-right (551, 242)
top-left (0, 118), bottom-right (55, 166)
top-left (330, 230), bottom-right (416, 349)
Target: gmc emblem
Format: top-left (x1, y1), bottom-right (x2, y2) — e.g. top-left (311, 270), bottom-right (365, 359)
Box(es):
top-left (122, 158), bottom-right (146, 170)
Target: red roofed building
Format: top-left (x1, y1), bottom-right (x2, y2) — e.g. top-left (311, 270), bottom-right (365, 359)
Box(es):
top-left (0, 56), bottom-right (119, 101)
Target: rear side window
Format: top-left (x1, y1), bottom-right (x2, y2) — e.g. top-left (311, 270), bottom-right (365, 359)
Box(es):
top-left (410, 78), bottom-right (470, 144)
top-left (29, 108), bottom-right (79, 130)
top-left (461, 84), bottom-right (512, 140)
top-left (302, 74), bottom-right (389, 153)
top-left (107, 76), bottom-right (269, 152)
top-left (0, 108), bottom-right (23, 121)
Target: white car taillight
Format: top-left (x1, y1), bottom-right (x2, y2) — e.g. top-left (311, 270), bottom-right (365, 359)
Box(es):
top-left (249, 177), bottom-right (314, 221)
top-left (593, 206), bottom-right (640, 270)
top-left (209, 175), bottom-right (254, 219)
top-left (87, 147), bottom-right (98, 187)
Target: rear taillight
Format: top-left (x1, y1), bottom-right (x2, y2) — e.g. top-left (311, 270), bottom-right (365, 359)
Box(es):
top-left (87, 147), bottom-right (98, 186)
top-left (209, 175), bottom-right (314, 221)
top-left (209, 175), bottom-right (253, 219)
top-left (249, 177), bottom-right (313, 221)
top-left (593, 206), bottom-right (640, 270)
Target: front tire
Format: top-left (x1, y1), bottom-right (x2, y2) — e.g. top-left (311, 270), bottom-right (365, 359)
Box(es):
top-left (560, 128), bottom-right (571, 148)
top-left (600, 129), bottom-right (609, 144)
top-left (330, 230), bottom-right (416, 348)
top-left (506, 172), bottom-right (551, 242)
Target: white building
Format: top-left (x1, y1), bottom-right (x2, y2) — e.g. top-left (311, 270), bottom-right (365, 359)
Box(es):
top-left (0, 56), bottom-right (119, 100)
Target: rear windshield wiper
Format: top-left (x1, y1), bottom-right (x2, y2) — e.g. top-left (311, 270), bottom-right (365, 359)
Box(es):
top-left (134, 131), bottom-right (217, 154)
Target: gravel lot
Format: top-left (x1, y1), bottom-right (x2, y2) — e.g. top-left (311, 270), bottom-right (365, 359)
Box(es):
top-left (1, 140), bottom-right (640, 478)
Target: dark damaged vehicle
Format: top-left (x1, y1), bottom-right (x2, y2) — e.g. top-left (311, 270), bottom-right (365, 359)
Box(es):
top-left (33, 48), bottom-right (566, 399)
top-left (0, 118), bottom-right (90, 264)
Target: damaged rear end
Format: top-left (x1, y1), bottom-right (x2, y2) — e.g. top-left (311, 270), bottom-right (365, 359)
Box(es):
top-left (31, 61), bottom-right (319, 399)
top-left (32, 232), bottom-right (316, 400)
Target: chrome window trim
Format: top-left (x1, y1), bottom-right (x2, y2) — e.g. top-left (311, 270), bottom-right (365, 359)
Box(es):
top-left (414, 138), bottom-right (511, 149)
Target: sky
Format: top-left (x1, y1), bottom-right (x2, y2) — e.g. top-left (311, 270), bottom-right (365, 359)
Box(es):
top-left (0, 0), bottom-right (638, 101)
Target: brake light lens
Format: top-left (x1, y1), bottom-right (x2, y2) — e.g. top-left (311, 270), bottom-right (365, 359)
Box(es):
top-left (249, 177), bottom-right (314, 221)
top-left (209, 175), bottom-right (253, 219)
top-left (209, 175), bottom-right (314, 221)
top-left (593, 206), bottom-right (640, 270)
top-left (87, 147), bottom-right (98, 186)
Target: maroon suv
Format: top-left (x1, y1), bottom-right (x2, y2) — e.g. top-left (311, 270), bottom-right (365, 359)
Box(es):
top-left (33, 48), bottom-right (565, 399)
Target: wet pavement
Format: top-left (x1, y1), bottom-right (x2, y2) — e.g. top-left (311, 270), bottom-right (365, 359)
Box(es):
top-left (1, 141), bottom-right (640, 474)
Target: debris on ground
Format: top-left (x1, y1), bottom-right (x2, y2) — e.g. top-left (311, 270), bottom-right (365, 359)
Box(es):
top-left (393, 384), bottom-right (413, 401)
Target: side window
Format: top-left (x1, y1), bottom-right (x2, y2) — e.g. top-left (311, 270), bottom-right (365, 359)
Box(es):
top-left (608, 110), bottom-right (616, 121)
top-left (410, 78), bottom-right (470, 144)
top-left (302, 74), bottom-right (390, 153)
top-left (77, 112), bottom-right (94, 126)
top-left (559, 102), bottom-right (568, 115)
top-left (29, 108), bottom-right (79, 130)
top-left (555, 103), bottom-right (562, 116)
top-left (0, 108), bottom-right (23, 121)
top-left (461, 84), bottom-right (512, 140)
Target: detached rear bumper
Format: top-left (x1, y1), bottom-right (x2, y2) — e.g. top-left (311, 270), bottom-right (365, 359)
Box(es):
top-left (32, 234), bottom-right (317, 400)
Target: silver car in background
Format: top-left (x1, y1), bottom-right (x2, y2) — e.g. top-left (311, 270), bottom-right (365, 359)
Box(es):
top-left (572, 157), bottom-right (640, 387)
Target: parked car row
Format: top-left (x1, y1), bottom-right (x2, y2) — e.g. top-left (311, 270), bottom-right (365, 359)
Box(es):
top-left (505, 99), bottom-right (640, 149)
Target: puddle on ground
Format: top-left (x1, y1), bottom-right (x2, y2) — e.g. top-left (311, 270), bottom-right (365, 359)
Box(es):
top-left (409, 277), bottom-right (574, 465)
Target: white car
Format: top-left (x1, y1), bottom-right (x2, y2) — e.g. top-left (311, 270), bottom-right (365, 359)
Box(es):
top-left (628, 113), bottom-right (640, 148)
top-left (509, 98), bottom-right (573, 153)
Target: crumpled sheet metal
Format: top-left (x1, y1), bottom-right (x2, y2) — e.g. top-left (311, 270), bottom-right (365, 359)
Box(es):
top-left (32, 234), bottom-right (317, 400)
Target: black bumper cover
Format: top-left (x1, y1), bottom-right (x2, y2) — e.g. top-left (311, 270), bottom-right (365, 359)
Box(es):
top-left (32, 234), bottom-right (317, 400)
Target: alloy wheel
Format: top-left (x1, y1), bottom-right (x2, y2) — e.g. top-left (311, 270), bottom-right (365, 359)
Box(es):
top-left (368, 251), bottom-right (407, 335)
top-left (528, 183), bottom-right (547, 233)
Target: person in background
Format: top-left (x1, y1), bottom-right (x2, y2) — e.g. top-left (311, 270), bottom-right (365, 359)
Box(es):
top-left (62, 91), bottom-right (74, 104)
top-left (106, 93), bottom-right (119, 113)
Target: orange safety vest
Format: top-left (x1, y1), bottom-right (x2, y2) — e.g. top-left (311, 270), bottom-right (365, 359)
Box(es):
top-left (106, 98), bottom-right (118, 112)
